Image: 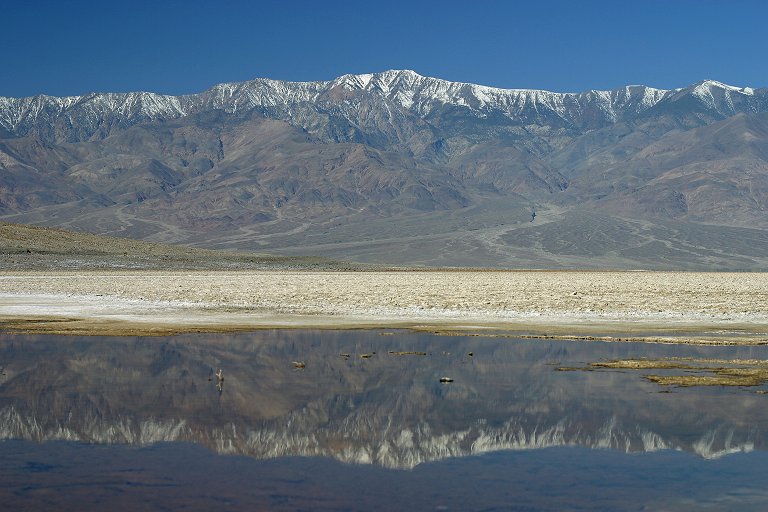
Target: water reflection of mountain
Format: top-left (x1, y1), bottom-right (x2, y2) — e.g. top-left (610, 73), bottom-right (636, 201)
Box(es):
top-left (0, 331), bottom-right (765, 468)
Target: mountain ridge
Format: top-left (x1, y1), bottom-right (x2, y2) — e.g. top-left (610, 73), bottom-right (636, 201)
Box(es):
top-left (2, 70), bottom-right (765, 142)
top-left (1, 70), bottom-right (768, 269)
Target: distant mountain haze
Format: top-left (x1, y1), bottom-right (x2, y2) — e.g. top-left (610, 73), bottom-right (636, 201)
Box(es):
top-left (1, 70), bottom-right (767, 269)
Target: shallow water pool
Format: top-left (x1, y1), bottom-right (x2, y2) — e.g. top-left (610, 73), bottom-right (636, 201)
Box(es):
top-left (1, 330), bottom-right (767, 510)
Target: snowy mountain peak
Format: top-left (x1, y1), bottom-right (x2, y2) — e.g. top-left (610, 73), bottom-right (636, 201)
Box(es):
top-left (695, 79), bottom-right (746, 92)
top-left (685, 78), bottom-right (758, 100)
top-left (328, 69), bottom-right (422, 92)
top-left (671, 78), bottom-right (763, 115)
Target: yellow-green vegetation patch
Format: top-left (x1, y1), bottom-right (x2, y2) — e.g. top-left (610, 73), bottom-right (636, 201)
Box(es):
top-left (591, 359), bottom-right (702, 370)
top-left (567, 357), bottom-right (768, 390)
top-left (645, 369), bottom-right (768, 387)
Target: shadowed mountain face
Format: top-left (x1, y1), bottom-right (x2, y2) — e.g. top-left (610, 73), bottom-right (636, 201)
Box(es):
top-left (1, 331), bottom-right (767, 469)
top-left (1, 71), bottom-right (768, 268)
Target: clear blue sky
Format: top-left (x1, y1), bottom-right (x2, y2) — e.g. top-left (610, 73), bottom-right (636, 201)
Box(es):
top-left (2, 0), bottom-right (766, 98)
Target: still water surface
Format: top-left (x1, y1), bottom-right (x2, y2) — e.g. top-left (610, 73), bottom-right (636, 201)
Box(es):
top-left (1, 330), bottom-right (767, 510)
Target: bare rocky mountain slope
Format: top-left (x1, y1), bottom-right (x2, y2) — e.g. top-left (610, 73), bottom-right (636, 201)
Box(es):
top-left (1, 70), bottom-right (767, 269)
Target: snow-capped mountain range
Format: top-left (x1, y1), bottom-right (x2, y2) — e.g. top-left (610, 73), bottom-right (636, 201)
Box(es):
top-left (2, 70), bottom-right (768, 269)
top-left (1, 70), bottom-right (765, 142)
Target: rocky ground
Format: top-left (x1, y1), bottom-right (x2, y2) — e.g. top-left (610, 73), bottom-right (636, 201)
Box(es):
top-left (1, 269), bottom-right (767, 342)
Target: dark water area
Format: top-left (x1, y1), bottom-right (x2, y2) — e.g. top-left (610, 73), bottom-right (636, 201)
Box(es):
top-left (1, 330), bottom-right (768, 511)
